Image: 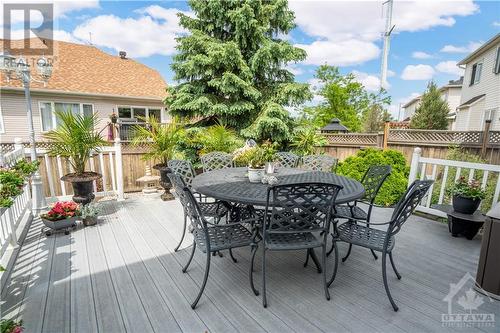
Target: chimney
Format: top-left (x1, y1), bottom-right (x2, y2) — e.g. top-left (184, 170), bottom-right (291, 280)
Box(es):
top-left (119, 51), bottom-right (127, 59)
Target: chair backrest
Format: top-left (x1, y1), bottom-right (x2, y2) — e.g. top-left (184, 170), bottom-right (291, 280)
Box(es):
top-left (168, 159), bottom-right (196, 186)
top-left (275, 151), bottom-right (299, 168)
top-left (301, 155), bottom-right (338, 172)
top-left (167, 172), bottom-right (207, 235)
top-left (360, 165), bottom-right (392, 203)
top-left (200, 152), bottom-right (233, 172)
top-left (264, 182), bottom-right (342, 236)
top-left (389, 180), bottom-right (433, 236)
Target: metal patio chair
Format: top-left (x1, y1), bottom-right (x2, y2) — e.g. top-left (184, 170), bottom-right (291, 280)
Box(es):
top-left (328, 165), bottom-right (392, 261)
top-left (168, 173), bottom-right (254, 309)
top-left (328, 179), bottom-right (433, 312)
top-left (168, 160), bottom-right (229, 252)
top-left (250, 182), bottom-right (343, 308)
top-left (301, 154), bottom-right (338, 172)
top-left (200, 152), bottom-right (233, 172)
top-left (274, 151), bottom-right (299, 168)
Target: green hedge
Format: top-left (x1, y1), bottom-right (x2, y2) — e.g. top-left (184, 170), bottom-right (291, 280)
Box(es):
top-left (336, 148), bottom-right (410, 206)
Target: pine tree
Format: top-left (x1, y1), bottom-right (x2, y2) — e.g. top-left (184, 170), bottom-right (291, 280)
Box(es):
top-left (165, 0), bottom-right (311, 143)
top-left (410, 81), bottom-right (450, 130)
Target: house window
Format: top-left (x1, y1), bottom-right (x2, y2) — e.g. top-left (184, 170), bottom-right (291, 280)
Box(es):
top-left (117, 106), bottom-right (163, 122)
top-left (483, 109), bottom-right (497, 126)
top-left (148, 108), bottom-right (161, 121)
top-left (470, 62), bottom-right (482, 85)
top-left (40, 102), bottom-right (94, 131)
top-left (494, 47), bottom-right (500, 74)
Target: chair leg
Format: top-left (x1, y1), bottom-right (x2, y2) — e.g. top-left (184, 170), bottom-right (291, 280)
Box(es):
top-left (175, 213), bottom-right (188, 252)
top-left (229, 248), bottom-right (238, 263)
top-left (308, 248), bottom-right (322, 273)
top-left (327, 239), bottom-right (339, 287)
top-left (262, 245), bottom-right (267, 308)
top-left (341, 244), bottom-right (353, 262)
top-left (322, 244), bottom-right (330, 301)
top-left (182, 241), bottom-right (196, 273)
top-left (382, 251), bottom-right (399, 312)
top-left (389, 252), bottom-right (401, 279)
top-left (249, 244), bottom-right (259, 296)
top-left (191, 250), bottom-right (211, 309)
top-left (370, 249), bottom-right (378, 260)
top-left (326, 235), bottom-right (335, 257)
top-left (303, 250), bottom-right (310, 267)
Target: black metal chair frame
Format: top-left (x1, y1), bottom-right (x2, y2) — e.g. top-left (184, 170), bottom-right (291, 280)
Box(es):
top-left (249, 182), bottom-right (342, 308)
top-left (328, 180), bottom-right (434, 312)
top-left (168, 173), bottom-right (254, 309)
top-left (200, 152), bottom-right (233, 172)
top-left (329, 165), bottom-right (392, 261)
top-left (301, 154), bottom-right (338, 172)
top-left (274, 151), bottom-right (299, 168)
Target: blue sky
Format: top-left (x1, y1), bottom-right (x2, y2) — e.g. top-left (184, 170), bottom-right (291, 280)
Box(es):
top-left (5, 0), bottom-right (500, 118)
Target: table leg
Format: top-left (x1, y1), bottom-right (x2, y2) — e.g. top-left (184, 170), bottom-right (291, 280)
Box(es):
top-left (308, 248), bottom-right (322, 273)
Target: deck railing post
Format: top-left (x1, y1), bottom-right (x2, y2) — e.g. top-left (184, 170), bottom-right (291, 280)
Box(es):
top-left (114, 138), bottom-right (125, 201)
top-left (481, 119), bottom-right (492, 158)
top-left (383, 121), bottom-right (390, 150)
top-left (408, 147), bottom-right (422, 187)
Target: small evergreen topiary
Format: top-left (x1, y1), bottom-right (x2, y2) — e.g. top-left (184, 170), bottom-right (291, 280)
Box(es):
top-left (336, 148), bottom-right (410, 206)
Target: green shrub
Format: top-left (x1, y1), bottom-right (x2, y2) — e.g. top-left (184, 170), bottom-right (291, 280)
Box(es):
top-left (336, 148), bottom-right (410, 206)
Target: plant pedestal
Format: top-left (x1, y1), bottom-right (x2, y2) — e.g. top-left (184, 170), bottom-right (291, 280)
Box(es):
top-left (434, 204), bottom-right (485, 240)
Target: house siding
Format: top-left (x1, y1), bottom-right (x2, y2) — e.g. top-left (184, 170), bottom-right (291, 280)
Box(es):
top-left (459, 41), bottom-right (500, 130)
top-left (0, 90), bottom-right (167, 143)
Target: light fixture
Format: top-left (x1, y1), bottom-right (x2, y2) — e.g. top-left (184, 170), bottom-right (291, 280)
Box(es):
top-left (37, 57), bottom-right (53, 80)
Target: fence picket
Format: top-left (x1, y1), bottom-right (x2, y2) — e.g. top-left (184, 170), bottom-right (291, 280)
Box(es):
top-left (44, 153), bottom-right (55, 197)
top-left (56, 156), bottom-right (67, 196)
top-left (99, 153), bottom-right (108, 193)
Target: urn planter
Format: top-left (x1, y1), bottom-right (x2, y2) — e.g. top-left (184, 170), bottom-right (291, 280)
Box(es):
top-left (154, 164), bottom-right (174, 201)
top-left (61, 172), bottom-right (102, 205)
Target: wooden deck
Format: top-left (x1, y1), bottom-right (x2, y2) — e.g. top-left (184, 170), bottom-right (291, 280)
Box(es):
top-left (1, 195), bottom-right (499, 333)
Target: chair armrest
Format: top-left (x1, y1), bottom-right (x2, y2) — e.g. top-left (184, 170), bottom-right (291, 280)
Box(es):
top-left (335, 217), bottom-right (392, 226)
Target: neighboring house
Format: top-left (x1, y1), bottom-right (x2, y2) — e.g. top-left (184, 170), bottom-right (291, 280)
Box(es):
top-left (454, 33), bottom-right (500, 131)
top-left (402, 77), bottom-right (463, 129)
top-left (0, 38), bottom-right (168, 143)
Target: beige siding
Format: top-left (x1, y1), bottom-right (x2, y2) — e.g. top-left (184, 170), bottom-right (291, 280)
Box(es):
top-left (403, 100), bottom-right (419, 119)
top-left (445, 86), bottom-right (462, 112)
top-left (0, 90), bottom-right (167, 143)
top-left (460, 41), bottom-right (500, 130)
top-left (454, 108), bottom-right (469, 131)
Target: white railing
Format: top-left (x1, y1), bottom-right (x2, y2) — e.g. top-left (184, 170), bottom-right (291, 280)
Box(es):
top-left (408, 147), bottom-right (500, 217)
top-left (28, 138), bottom-right (125, 201)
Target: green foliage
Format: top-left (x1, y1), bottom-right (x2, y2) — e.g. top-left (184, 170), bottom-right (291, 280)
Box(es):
top-left (81, 203), bottom-right (101, 218)
top-left (12, 159), bottom-right (39, 178)
top-left (303, 65), bottom-right (391, 132)
top-left (1, 318), bottom-right (23, 333)
top-left (43, 110), bottom-right (105, 174)
top-left (336, 148), bottom-right (410, 206)
top-left (362, 104), bottom-right (392, 133)
top-left (132, 116), bottom-right (185, 165)
top-left (0, 170), bottom-right (24, 208)
top-left (195, 124), bottom-right (243, 155)
top-left (233, 146), bottom-right (266, 169)
top-left (290, 124), bottom-right (327, 156)
top-left (448, 177), bottom-right (486, 200)
top-left (410, 81), bottom-right (449, 129)
top-left (166, 0), bottom-right (311, 142)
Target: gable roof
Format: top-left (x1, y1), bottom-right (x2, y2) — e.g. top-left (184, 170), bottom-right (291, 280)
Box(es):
top-left (458, 33), bottom-right (500, 66)
top-left (1, 38), bottom-right (167, 100)
top-left (458, 94), bottom-right (486, 109)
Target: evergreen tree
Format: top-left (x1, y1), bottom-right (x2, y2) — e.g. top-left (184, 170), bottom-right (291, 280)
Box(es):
top-left (165, 0), bottom-right (311, 143)
top-left (410, 81), bottom-right (450, 130)
top-left (362, 103), bottom-right (392, 132)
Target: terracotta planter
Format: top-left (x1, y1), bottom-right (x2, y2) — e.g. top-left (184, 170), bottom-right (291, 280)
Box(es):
top-left (61, 172), bottom-right (102, 205)
top-left (452, 195), bottom-right (481, 214)
top-left (153, 164), bottom-right (174, 201)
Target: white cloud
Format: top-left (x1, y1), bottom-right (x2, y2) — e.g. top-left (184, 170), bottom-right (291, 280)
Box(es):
top-left (435, 60), bottom-right (464, 76)
top-left (296, 39), bottom-right (380, 66)
top-left (73, 6), bottom-right (191, 58)
top-left (401, 64), bottom-right (435, 80)
top-left (286, 64), bottom-right (303, 76)
top-left (440, 41), bottom-right (483, 53)
top-left (352, 70), bottom-right (387, 92)
top-left (412, 51), bottom-right (433, 59)
top-left (493, 21), bottom-right (500, 27)
top-left (387, 69), bottom-right (396, 78)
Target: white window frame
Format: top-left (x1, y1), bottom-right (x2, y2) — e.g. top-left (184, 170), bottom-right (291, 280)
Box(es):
top-left (482, 108), bottom-right (498, 126)
top-left (38, 101), bottom-right (95, 132)
top-left (0, 106), bottom-right (4, 134)
top-left (116, 105), bottom-right (165, 123)
top-left (469, 61), bottom-right (483, 86)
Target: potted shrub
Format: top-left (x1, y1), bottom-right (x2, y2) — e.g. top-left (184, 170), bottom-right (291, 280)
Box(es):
top-left (449, 177), bottom-right (486, 214)
top-left (44, 111), bottom-right (105, 205)
top-left (132, 116), bottom-right (184, 201)
top-left (234, 146), bottom-right (266, 183)
top-left (81, 203), bottom-right (100, 226)
top-left (40, 201), bottom-right (80, 235)
top-left (261, 141), bottom-right (277, 174)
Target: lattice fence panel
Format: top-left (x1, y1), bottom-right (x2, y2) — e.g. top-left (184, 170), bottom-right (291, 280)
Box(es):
top-left (389, 130), bottom-right (482, 145)
top-left (323, 134), bottom-right (378, 146)
top-left (488, 131), bottom-right (500, 145)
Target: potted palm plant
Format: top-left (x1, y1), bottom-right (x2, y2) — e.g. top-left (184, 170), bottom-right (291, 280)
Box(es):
top-left (44, 110), bottom-right (105, 205)
top-left (449, 177), bottom-right (486, 214)
top-left (132, 116), bottom-right (184, 200)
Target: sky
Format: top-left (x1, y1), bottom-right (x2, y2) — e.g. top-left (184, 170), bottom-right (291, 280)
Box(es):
top-left (3, 0), bottom-right (500, 119)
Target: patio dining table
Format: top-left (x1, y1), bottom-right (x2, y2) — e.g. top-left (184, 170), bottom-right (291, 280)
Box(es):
top-left (191, 167), bottom-right (365, 206)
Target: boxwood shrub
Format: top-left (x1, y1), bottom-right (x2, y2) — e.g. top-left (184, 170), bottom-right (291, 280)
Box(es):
top-left (336, 148), bottom-right (410, 206)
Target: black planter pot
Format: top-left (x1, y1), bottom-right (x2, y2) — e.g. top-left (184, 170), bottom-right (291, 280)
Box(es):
top-left (153, 164), bottom-right (174, 201)
top-left (61, 172), bottom-right (102, 205)
top-left (452, 195), bottom-right (481, 214)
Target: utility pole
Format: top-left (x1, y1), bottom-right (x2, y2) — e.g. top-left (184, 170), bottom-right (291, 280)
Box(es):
top-left (380, 0), bottom-right (395, 91)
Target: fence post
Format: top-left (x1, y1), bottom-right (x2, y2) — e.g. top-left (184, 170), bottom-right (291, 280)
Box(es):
top-left (408, 147), bottom-right (422, 187)
top-left (481, 119), bottom-right (492, 158)
top-left (383, 121), bottom-right (390, 150)
top-left (114, 138), bottom-right (125, 201)
top-left (377, 132), bottom-right (384, 148)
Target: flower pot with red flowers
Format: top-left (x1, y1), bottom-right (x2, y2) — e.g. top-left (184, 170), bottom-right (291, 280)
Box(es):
top-left (449, 177), bottom-right (486, 214)
top-left (44, 110), bottom-right (105, 205)
top-left (40, 201), bottom-right (81, 235)
top-left (0, 318), bottom-right (24, 333)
